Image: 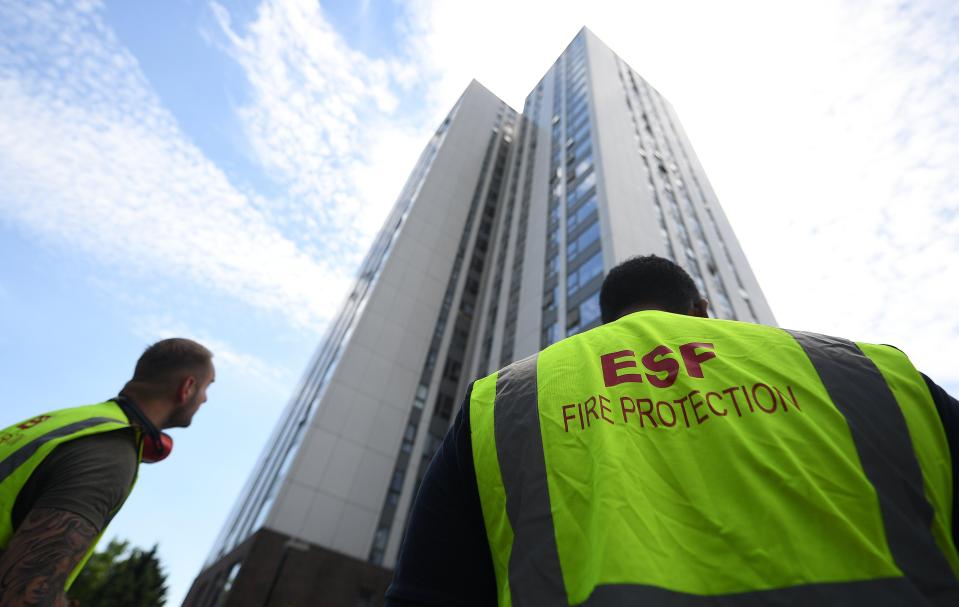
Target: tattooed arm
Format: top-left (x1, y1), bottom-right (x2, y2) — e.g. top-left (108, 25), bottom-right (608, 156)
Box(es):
top-left (0, 508), bottom-right (97, 606)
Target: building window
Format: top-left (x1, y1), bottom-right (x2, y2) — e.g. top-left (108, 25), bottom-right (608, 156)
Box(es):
top-left (580, 291), bottom-right (601, 326)
top-left (567, 194), bottom-right (598, 230)
top-left (568, 102), bottom-right (590, 127)
top-left (543, 284), bottom-right (558, 312)
top-left (572, 155), bottom-right (592, 179)
top-left (566, 170), bottom-right (596, 206)
top-left (547, 227), bottom-right (559, 248)
top-left (546, 254), bottom-right (559, 278)
top-left (569, 121), bottom-right (590, 146)
top-left (567, 291), bottom-right (601, 336)
top-left (542, 322), bottom-right (558, 347)
top-left (566, 306), bottom-right (580, 332)
top-left (390, 471), bottom-right (404, 492)
top-left (568, 113), bottom-right (590, 138)
top-left (571, 136), bottom-right (591, 160)
top-left (567, 221), bottom-right (600, 261)
top-left (566, 251), bottom-right (603, 297)
top-left (568, 94), bottom-right (588, 118)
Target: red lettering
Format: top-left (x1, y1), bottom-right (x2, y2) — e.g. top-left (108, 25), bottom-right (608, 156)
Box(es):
top-left (637, 398), bottom-right (657, 428)
top-left (673, 394), bottom-right (692, 427)
top-left (689, 391), bottom-right (709, 424)
top-left (584, 396), bottom-right (599, 426)
top-left (17, 415), bottom-right (51, 431)
top-left (775, 386), bottom-right (801, 412)
top-left (599, 395), bottom-right (614, 425)
top-left (752, 383), bottom-right (777, 413)
top-left (722, 386), bottom-right (743, 416)
top-left (560, 384), bottom-right (795, 433)
top-left (705, 391), bottom-right (727, 416)
top-left (656, 401), bottom-right (677, 427)
top-left (601, 351), bottom-right (644, 387)
top-left (740, 385), bottom-right (755, 412)
top-left (642, 345), bottom-right (679, 388)
top-left (562, 404), bottom-right (577, 432)
top-left (620, 396), bottom-right (636, 422)
top-left (679, 342), bottom-right (716, 378)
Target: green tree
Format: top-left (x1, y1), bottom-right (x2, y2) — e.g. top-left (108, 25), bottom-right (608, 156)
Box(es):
top-left (69, 539), bottom-right (168, 606)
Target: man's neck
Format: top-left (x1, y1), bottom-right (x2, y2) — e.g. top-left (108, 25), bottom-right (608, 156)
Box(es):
top-left (119, 392), bottom-right (169, 430)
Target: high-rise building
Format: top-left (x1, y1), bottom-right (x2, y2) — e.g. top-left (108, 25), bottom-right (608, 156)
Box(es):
top-left (184, 28), bottom-right (774, 607)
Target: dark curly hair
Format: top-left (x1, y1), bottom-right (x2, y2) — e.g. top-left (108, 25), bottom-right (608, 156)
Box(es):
top-left (599, 255), bottom-right (702, 323)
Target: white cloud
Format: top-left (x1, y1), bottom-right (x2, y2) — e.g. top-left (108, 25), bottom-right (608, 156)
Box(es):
top-left (0, 0), bottom-right (350, 330)
top-left (209, 0), bottom-right (431, 264)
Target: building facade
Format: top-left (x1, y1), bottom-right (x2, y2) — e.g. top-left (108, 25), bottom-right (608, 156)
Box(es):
top-left (184, 28), bottom-right (774, 607)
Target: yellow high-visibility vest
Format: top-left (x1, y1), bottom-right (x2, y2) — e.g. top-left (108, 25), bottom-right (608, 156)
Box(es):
top-left (471, 311), bottom-right (959, 606)
top-left (0, 401), bottom-right (141, 589)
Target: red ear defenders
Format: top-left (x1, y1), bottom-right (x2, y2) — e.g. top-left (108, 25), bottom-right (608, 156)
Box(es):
top-left (141, 431), bottom-right (173, 464)
top-left (115, 394), bottom-right (173, 464)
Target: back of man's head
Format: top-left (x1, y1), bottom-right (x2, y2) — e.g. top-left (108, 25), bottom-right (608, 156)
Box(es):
top-left (127, 338), bottom-right (213, 398)
top-left (599, 255), bottom-right (705, 323)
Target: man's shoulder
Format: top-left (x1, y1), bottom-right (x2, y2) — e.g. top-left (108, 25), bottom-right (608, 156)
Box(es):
top-left (47, 428), bottom-right (139, 470)
top-left (13, 426), bottom-right (138, 533)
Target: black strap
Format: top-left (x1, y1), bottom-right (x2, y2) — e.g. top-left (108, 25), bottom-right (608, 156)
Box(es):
top-left (114, 394), bottom-right (163, 455)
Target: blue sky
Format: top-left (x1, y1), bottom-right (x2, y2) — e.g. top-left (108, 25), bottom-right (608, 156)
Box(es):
top-left (1, 0), bottom-right (957, 604)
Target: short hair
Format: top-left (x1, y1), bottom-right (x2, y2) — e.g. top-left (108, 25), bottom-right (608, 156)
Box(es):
top-left (599, 255), bottom-right (701, 323)
top-left (132, 338), bottom-right (213, 387)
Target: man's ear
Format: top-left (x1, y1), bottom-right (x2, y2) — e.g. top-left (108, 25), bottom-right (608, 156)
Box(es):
top-left (691, 298), bottom-right (710, 318)
top-left (177, 375), bottom-right (198, 404)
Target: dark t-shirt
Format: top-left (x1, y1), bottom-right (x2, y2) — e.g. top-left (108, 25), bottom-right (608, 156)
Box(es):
top-left (385, 375), bottom-right (959, 606)
top-left (11, 428), bottom-right (139, 532)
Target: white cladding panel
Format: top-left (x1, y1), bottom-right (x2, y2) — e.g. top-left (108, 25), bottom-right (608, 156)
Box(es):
top-left (263, 81), bottom-right (509, 561)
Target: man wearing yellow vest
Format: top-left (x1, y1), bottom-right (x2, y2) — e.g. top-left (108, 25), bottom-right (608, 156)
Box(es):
top-left (0, 337), bottom-right (214, 606)
top-left (387, 256), bottom-right (959, 606)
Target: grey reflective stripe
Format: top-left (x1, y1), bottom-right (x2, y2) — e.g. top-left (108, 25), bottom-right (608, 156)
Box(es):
top-left (493, 353), bottom-right (567, 606)
top-left (581, 577), bottom-right (929, 606)
top-left (787, 330), bottom-right (959, 602)
top-left (0, 417), bottom-right (126, 485)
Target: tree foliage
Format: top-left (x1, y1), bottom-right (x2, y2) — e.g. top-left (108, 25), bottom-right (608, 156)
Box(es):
top-left (69, 538), bottom-right (168, 606)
